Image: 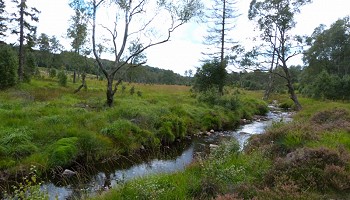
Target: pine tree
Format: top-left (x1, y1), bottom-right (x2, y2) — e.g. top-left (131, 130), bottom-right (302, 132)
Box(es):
top-left (11, 0), bottom-right (39, 82)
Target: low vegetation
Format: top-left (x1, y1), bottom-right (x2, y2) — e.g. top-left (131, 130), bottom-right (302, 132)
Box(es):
top-left (0, 75), bottom-right (267, 190)
top-left (93, 98), bottom-right (350, 200)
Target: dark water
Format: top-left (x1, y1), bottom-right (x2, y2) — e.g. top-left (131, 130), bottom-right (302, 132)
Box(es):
top-left (42, 105), bottom-right (292, 199)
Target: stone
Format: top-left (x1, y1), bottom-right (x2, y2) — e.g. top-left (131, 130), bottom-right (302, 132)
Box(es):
top-left (62, 169), bottom-right (76, 177)
top-left (209, 144), bottom-right (219, 149)
top-left (210, 129), bottom-right (215, 133)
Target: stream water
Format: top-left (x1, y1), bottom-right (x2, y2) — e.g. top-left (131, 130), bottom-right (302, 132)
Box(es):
top-left (42, 105), bottom-right (292, 200)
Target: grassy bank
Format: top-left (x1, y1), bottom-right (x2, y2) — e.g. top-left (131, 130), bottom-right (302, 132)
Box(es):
top-left (0, 77), bottom-right (267, 180)
top-left (92, 97), bottom-right (350, 200)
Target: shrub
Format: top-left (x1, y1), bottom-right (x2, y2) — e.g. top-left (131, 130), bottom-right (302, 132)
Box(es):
top-left (3, 165), bottom-right (48, 200)
top-left (47, 137), bottom-right (79, 167)
top-left (130, 86), bottom-right (135, 95)
top-left (265, 147), bottom-right (349, 192)
top-left (57, 71), bottom-right (67, 87)
top-left (49, 68), bottom-right (56, 78)
top-left (0, 44), bottom-right (17, 89)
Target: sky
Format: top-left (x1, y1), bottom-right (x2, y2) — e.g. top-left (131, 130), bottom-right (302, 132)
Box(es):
top-left (7, 0), bottom-right (350, 75)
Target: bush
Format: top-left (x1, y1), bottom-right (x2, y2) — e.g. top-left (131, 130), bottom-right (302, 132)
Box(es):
top-left (47, 137), bottom-right (79, 167)
top-left (265, 147), bottom-right (349, 192)
top-left (57, 71), bottom-right (67, 87)
top-left (49, 68), bottom-right (56, 78)
top-left (0, 44), bottom-right (17, 89)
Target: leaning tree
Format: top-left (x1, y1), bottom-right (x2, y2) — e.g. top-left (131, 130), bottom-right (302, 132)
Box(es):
top-left (91, 0), bottom-right (202, 107)
top-left (248, 0), bottom-right (312, 111)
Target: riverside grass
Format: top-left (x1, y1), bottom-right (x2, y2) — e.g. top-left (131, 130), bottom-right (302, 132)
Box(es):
top-left (93, 97), bottom-right (350, 200)
top-left (0, 77), bottom-right (267, 176)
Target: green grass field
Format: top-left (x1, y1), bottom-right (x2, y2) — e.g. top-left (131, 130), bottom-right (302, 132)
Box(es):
top-left (0, 76), bottom-right (267, 177)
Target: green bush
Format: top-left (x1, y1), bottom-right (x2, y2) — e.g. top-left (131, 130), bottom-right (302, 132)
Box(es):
top-left (47, 137), bottom-right (79, 167)
top-left (57, 71), bottom-right (67, 87)
top-left (49, 68), bottom-right (56, 78)
top-left (0, 44), bottom-right (17, 89)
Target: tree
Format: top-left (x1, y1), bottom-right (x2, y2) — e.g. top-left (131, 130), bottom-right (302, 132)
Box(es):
top-left (193, 59), bottom-right (227, 93)
top-left (248, 0), bottom-right (311, 111)
top-left (0, 0), bottom-right (7, 40)
top-left (300, 17), bottom-right (350, 100)
top-left (0, 44), bottom-right (17, 89)
top-left (202, 0), bottom-right (238, 94)
top-left (68, 0), bottom-right (89, 89)
top-left (92, 0), bottom-right (202, 107)
top-left (303, 17), bottom-right (350, 77)
top-left (36, 33), bottom-right (51, 67)
top-left (11, 0), bottom-right (39, 82)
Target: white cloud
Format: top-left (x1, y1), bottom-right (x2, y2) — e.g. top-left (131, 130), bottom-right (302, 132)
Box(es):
top-left (5, 0), bottom-right (350, 75)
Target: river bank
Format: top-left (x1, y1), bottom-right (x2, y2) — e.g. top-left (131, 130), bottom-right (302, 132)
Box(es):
top-left (35, 103), bottom-right (289, 199)
top-left (93, 98), bottom-right (350, 200)
top-left (0, 79), bottom-right (268, 199)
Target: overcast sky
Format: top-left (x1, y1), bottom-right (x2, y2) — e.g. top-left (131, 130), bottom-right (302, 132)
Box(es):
top-left (8, 0), bottom-right (350, 75)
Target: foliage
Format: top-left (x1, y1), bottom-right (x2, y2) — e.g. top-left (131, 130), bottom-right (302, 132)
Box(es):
top-left (46, 137), bottom-right (79, 167)
top-left (57, 71), bottom-right (67, 87)
top-left (3, 165), bottom-right (48, 200)
top-left (193, 59), bottom-right (227, 94)
top-left (300, 17), bottom-right (350, 100)
top-left (48, 68), bottom-right (56, 78)
top-left (248, 0), bottom-right (309, 110)
top-left (0, 43), bottom-right (17, 89)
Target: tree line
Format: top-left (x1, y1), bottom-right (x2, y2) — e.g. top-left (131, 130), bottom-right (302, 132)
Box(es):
top-left (193, 0), bottom-right (350, 110)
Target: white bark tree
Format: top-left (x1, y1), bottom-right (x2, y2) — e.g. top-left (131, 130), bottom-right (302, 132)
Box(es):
top-left (91, 0), bottom-right (202, 106)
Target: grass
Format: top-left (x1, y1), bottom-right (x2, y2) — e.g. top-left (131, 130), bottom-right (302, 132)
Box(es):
top-left (0, 75), bottom-right (267, 181)
top-left (92, 95), bottom-right (350, 200)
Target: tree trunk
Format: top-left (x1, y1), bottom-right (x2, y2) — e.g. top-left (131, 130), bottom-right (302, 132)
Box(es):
top-left (74, 73), bottom-right (87, 93)
top-left (73, 70), bottom-right (76, 83)
top-left (106, 77), bottom-right (114, 107)
top-left (18, 2), bottom-right (25, 82)
top-left (282, 65), bottom-right (302, 111)
top-left (263, 72), bottom-right (274, 100)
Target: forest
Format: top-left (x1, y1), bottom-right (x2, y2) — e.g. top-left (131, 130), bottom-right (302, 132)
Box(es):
top-left (0, 0), bottom-right (350, 199)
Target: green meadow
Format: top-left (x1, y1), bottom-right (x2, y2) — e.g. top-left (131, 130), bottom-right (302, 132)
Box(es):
top-left (0, 76), bottom-right (267, 176)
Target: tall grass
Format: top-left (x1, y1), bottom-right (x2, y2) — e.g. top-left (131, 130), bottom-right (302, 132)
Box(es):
top-left (0, 77), bottom-right (267, 178)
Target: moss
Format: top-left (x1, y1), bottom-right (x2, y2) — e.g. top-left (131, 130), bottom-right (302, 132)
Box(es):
top-left (47, 137), bottom-right (79, 167)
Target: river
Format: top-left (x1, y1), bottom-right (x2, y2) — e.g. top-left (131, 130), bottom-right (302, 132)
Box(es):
top-left (43, 105), bottom-right (292, 199)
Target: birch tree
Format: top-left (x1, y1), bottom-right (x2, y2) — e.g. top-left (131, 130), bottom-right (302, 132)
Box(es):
top-left (248, 0), bottom-right (312, 110)
top-left (92, 0), bottom-right (202, 106)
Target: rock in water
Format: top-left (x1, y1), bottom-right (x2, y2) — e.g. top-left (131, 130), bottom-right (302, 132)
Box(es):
top-left (62, 169), bottom-right (76, 177)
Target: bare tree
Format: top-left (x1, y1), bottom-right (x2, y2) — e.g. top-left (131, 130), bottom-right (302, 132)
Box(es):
top-left (92, 0), bottom-right (202, 106)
